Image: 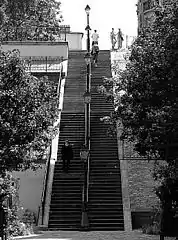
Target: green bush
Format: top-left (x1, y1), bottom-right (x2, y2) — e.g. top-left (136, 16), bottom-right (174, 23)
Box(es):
top-left (142, 203), bottom-right (161, 235)
top-left (142, 222), bottom-right (160, 235)
top-left (21, 209), bottom-right (36, 226)
top-left (8, 219), bottom-right (33, 237)
top-left (0, 174), bottom-right (35, 237)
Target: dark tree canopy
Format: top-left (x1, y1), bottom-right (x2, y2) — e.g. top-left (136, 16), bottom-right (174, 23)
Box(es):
top-left (0, 0), bottom-right (63, 41)
top-left (114, 0), bottom-right (178, 161)
top-left (0, 50), bottom-right (59, 172)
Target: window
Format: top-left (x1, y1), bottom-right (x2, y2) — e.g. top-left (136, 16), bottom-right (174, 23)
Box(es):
top-left (143, 0), bottom-right (152, 11)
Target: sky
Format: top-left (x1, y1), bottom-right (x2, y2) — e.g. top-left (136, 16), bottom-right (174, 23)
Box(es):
top-left (60, 0), bottom-right (138, 50)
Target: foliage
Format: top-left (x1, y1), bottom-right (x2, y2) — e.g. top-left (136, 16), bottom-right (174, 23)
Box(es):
top-left (100, 0), bottom-right (178, 162)
top-left (8, 208), bottom-right (36, 237)
top-left (0, 173), bottom-right (30, 237)
top-left (117, 0), bottom-right (178, 160)
top-left (142, 223), bottom-right (160, 235)
top-left (0, 49), bottom-right (59, 172)
top-left (0, 0), bottom-right (63, 41)
top-left (21, 209), bottom-right (36, 226)
top-left (0, 173), bottom-right (37, 237)
top-left (8, 219), bottom-right (33, 237)
top-left (142, 203), bottom-right (161, 235)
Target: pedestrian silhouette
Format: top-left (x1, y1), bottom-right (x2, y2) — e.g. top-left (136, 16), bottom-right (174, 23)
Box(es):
top-left (117, 28), bottom-right (124, 49)
top-left (91, 42), bottom-right (99, 67)
top-left (61, 140), bottom-right (73, 173)
top-left (91, 29), bottom-right (99, 46)
top-left (110, 28), bottom-right (116, 50)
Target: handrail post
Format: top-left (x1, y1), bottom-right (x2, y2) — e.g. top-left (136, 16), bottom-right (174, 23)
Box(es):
top-left (80, 145), bottom-right (90, 230)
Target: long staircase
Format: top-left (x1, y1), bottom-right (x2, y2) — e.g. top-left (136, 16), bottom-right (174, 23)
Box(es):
top-left (48, 50), bottom-right (124, 230)
top-left (88, 51), bottom-right (124, 230)
top-left (48, 51), bottom-right (86, 230)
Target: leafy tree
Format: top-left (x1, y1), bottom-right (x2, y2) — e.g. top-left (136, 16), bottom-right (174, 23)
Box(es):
top-left (0, 49), bottom-right (59, 172)
top-left (0, 0), bottom-right (63, 41)
top-left (107, 0), bottom-right (178, 161)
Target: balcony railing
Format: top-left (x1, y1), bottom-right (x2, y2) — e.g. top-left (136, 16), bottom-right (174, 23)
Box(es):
top-left (22, 56), bottom-right (65, 72)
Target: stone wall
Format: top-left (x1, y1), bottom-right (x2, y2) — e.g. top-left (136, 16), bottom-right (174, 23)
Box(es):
top-left (123, 141), bottom-right (160, 211)
top-left (127, 159), bottom-right (158, 211)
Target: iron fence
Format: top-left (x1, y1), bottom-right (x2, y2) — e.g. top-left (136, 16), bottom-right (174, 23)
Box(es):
top-left (22, 56), bottom-right (64, 72)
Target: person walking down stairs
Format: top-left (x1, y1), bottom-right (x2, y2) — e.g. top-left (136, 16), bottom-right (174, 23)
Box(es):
top-left (61, 140), bottom-right (73, 173)
top-left (91, 43), bottom-right (99, 67)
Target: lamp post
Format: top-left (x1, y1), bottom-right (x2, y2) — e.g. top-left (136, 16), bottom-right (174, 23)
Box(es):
top-left (84, 52), bottom-right (91, 148)
top-left (84, 5), bottom-right (91, 149)
top-left (85, 5), bottom-right (91, 52)
top-left (80, 5), bottom-right (91, 230)
top-left (80, 145), bottom-right (89, 229)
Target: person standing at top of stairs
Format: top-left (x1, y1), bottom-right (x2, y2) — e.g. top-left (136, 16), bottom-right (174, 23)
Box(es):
top-left (91, 30), bottom-right (99, 46)
top-left (61, 140), bottom-right (73, 173)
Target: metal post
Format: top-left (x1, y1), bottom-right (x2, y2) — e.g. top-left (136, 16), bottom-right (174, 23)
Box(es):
top-left (86, 9), bottom-right (91, 149)
top-left (87, 14), bottom-right (90, 53)
top-left (85, 64), bottom-right (90, 147)
top-left (81, 5), bottom-right (91, 230)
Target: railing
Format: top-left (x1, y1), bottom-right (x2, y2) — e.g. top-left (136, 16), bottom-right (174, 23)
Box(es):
top-left (37, 62), bottom-right (63, 225)
top-left (81, 55), bottom-right (91, 228)
top-left (41, 145), bottom-right (51, 225)
top-left (2, 25), bottom-right (70, 42)
top-left (86, 108), bottom-right (91, 205)
top-left (22, 56), bottom-right (64, 73)
top-left (81, 146), bottom-right (90, 229)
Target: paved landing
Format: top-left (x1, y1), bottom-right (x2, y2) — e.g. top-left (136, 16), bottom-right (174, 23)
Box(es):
top-left (13, 230), bottom-right (175, 240)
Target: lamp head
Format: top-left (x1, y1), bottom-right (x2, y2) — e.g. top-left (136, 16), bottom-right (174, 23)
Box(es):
top-left (85, 5), bottom-right (91, 14)
top-left (80, 145), bottom-right (89, 161)
top-left (83, 91), bottom-right (91, 104)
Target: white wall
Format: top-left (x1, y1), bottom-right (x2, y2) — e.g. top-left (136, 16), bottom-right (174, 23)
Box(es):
top-left (1, 41), bottom-right (69, 219)
top-left (12, 165), bottom-right (46, 217)
top-left (60, 32), bottom-right (83, 50)
top-left (1, 42), bottom-right (68, 59)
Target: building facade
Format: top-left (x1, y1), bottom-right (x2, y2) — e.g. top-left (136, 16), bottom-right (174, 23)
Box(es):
top-left (137, 0), bottom-right (164, 32)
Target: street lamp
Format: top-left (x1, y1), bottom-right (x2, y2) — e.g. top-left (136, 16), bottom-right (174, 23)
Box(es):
top-left (80, 145), bottom-right (90, 162)
top-left (85, 5), bottom-right (91, 15)
top-left (83, 91), bottom-right (91, 104)
top-left (84, 53), bottom-right (91, 65)
top-left (80, 5), bottom-right (92, 230)
top-left (84, 4), bottom-right (91, 147)
top-left (85, 5), bottom-right (91, 53)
